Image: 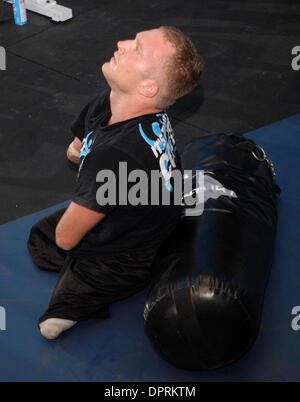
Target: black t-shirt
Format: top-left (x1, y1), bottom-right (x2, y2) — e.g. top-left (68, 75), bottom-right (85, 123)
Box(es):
top-left (69, 90), bottom-right (182, 259)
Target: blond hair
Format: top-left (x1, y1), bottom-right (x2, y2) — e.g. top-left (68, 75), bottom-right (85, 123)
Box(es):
top-left (158, 26), bottom-right (203, 108)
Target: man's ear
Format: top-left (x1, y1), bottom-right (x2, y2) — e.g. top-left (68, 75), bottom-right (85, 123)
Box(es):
top-left (138, 79), bottom-right (159, 98)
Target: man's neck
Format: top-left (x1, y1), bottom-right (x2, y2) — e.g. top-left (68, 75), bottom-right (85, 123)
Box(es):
top-left (107, 90), bottom-right (162, 126)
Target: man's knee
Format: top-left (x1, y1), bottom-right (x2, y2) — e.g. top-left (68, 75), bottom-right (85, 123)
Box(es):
top-left (27, 208), bottom-right (68, 272)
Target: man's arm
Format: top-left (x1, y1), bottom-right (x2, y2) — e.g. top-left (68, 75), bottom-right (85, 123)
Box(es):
top-left (67, 136), bottom-right (82, 164)
top-left (55, 201), bottom-right (105, 250)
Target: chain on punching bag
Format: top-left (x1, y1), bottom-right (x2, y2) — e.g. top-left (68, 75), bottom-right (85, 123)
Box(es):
top-left (143, 133), bottom-right (279, 370)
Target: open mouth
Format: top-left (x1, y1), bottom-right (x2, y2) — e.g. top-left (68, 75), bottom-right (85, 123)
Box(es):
top-left (110, 51), bottom-right (118, 67)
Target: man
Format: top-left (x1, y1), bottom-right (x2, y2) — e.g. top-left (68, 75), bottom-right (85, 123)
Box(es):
top-left (28, 26), bottom-right (202, 339)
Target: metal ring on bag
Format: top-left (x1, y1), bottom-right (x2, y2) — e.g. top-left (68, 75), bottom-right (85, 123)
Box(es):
top-left (252, 145), bottom-right (266, 161)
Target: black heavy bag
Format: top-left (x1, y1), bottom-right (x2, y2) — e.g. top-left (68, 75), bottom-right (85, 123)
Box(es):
top-left (143, 133), bottom-right (279, 370)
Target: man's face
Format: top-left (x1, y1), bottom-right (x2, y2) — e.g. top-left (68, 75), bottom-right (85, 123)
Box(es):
top-left (102, 28), bottom-right (175, 96)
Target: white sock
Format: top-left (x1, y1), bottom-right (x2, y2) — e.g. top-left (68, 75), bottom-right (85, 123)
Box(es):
top-left (39, 318), bottom-right (77, 340)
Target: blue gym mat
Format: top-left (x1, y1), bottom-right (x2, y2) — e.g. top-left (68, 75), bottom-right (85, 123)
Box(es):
top-left (1, 115), bottom-right (300, 382)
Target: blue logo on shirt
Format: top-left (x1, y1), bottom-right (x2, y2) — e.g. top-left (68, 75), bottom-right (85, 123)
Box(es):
top-left (80, 130), bottom-right (94, 158)
top-left (138, 114), bottom-right (177, 192)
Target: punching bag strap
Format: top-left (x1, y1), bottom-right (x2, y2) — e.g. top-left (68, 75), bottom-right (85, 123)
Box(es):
top-left (251, 144), bottom-right (276, 178)
top-left (223, 138), bottom-right (280, 193)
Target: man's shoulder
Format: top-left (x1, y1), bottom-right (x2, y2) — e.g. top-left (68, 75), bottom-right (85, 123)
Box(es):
top-left (88, 89), bottom-right (110, 117)
top-left (112, 111), bottom-right (175, 149)
top-left (86, 111), bottom-right (177, 173)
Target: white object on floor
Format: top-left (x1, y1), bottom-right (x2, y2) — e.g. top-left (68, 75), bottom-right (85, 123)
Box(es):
top-left (6, 0), bottom-right (73, 22)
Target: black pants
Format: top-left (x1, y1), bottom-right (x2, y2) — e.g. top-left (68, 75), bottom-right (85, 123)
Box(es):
top-left (27, 208), bottom-right (153, 325)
